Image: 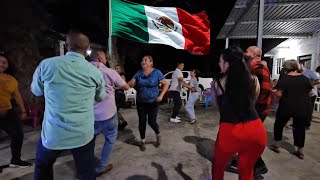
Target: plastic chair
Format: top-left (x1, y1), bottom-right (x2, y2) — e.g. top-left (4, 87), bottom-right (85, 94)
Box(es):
top-left (125, 88), bottom-right (137, 106)
top-left (25, 104), bottom-right (43, 129)
top-left (203, 88), bottom-right (212, 109)
top-left (205, 96), bottom-right (212, 109)
top-left (198, 87), bottom-right (203, 101)
top-left (180, 88), bottom-right (188, 106)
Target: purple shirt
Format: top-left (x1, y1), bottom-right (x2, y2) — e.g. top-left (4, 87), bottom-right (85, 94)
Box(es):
top-left (90, 62), bottom-right (126, 121)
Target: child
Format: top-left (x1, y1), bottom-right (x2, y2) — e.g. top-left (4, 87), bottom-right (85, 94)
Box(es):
top-left (185, 69), bottom-right (200, 124)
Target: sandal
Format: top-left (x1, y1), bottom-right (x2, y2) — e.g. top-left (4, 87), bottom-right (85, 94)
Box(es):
top-left (292, 151), bottom-right (304, 160)
top-left (269, 145), bottom-right (280, 153)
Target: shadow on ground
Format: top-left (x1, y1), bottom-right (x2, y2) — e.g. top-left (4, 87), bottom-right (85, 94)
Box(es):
top-left (126, 162), bottom-right (168, 180)
top-left (266, 131), bottom-right (295, 153)
top-left (183, 136), bottom-right (215, 162)
top-left (175, 163), bottom-right (193, 180)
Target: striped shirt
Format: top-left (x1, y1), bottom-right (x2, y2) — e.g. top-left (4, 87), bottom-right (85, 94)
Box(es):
top-left (251, 61), bottom-right (271, 121)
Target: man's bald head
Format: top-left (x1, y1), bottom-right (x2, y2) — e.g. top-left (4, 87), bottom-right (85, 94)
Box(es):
top-left (66, 31), bottom-right (90, 56)
top-left (244, 46), bottom-right (262, 64)
top-left (247, 46), bottom-right (262, 58)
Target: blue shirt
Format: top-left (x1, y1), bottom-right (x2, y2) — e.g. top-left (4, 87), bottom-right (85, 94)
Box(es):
top-left (302, 69), bottom-right (319, 96)
top-left (31, 52), bottom-right (106, 150)
top-left (133, 69), bottom-right (164, 103)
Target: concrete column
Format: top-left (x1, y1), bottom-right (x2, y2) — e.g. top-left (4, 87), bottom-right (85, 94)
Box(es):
top-left (257, 0), bottom-right (265, 49)
top-left (59, 41), bottom-right (65, 56)
top-left (225, 38), bottom-right (229, 49)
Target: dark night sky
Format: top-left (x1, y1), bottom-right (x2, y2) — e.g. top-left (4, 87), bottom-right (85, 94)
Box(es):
top-left (29, 0), bottom-right (224, 75)
top-left (38, 0), bottom-right (234, 47)
top-left (33, 0), bottom-right (282, 76)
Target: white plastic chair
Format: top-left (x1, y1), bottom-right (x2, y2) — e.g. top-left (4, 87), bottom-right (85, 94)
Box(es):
top-left (180, 88), bottom-right (188, 106)
top-left (197, 87), bottom-right (203, 101)
top-left (125, 88), bottom-right (137, 106)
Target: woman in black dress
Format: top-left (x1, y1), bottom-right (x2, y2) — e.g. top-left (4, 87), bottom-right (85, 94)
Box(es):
top-left (270, 59), bottom-right (313, 159)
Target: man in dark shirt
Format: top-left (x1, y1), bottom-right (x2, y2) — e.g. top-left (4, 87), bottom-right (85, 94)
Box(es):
top-left (244, 46), bottom-right (271, 177)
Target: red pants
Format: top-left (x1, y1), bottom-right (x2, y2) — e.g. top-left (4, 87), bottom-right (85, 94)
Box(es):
top-left (212, 119), bottom-right (267, 180)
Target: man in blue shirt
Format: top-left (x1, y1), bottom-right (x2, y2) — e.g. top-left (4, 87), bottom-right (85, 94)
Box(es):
top-left (31, 30), bottom-right (106, 180)
top-left (299, 62), bottom-right (320, 130)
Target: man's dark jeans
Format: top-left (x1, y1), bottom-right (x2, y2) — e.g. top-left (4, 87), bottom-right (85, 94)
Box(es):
top-left (0, 109), bottom-right (24, 163)
top-left (307, 95), bottom-right (317, 127)
top-left (34, 138), bottom-right (96, 180)
top-left (171, 91), bottom-right (182, 118)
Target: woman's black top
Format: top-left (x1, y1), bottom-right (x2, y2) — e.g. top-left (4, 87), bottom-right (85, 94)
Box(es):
top-left (276, 74), bottom-right (312, 116)
top-left (216, 79), bottom-right (259, 123)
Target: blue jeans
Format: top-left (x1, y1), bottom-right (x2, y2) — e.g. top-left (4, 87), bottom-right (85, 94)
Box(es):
top-left (185, 92), bottom-right (199, 120)
top-left (94, 113), bottom-right (118, 173)
top-left (34, 138), bottom-right (96, 180)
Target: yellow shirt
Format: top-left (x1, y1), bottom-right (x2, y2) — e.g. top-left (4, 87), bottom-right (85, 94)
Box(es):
top-left (0, 74), bottom-right (18, 110)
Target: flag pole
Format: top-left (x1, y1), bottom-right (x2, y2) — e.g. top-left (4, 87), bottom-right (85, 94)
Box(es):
top-left (108, 0), bottom-right (112, 56)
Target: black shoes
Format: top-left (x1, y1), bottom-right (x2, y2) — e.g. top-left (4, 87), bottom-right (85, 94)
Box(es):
top-left (9, 160), bottom-right (32, 168)
top-left (230, 157), bottom-right (238, 168)
top-left (155, 135), bottom-right (161, 148)
top-left (139, 142), bottom-right (146, 151)
top-left (255, 165), bottom-right (268, 175)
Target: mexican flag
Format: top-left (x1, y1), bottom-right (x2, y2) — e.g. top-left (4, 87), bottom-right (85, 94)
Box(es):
top-left (111, 0), bottom-right (210, 55)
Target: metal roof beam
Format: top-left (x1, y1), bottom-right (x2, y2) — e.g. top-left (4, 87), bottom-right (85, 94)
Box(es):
top-left (221, 34), bottom-right (310, 39)
top-left (239, 17), bottom-right (320, 24)
top-left (226, 0), bottom-right (257, 37)
top-left (234, 0), bottom-right (320, 9)
top-left (225, 17), bottom-right (320, 25)
top-left (262, 0), bottom-right (320, 7)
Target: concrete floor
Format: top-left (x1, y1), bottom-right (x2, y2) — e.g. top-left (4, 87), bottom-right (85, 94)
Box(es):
top-left (1, 103), bottom-right (320, 180)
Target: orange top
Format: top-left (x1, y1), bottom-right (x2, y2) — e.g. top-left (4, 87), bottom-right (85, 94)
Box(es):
top-left (0, 74), bottom-right (18, 110)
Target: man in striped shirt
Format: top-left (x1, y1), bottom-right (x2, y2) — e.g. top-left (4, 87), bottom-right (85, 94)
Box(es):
top-left (244, 46), bottom-right (271, 177)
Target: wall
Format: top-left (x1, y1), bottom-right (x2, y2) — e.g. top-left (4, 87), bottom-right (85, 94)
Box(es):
top-left (271, 34), bottom-right (320, 79)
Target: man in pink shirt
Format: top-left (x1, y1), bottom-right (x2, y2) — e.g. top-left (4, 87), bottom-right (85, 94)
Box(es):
top-left (89, 49), bottom-right (129, 177)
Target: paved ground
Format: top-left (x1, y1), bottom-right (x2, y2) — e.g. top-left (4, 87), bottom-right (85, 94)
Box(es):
top-left (1, 102), bottom-right (320, 180)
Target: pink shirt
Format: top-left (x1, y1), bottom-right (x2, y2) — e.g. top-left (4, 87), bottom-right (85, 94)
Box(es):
top-left (91, 62), bottom-right (126, 121)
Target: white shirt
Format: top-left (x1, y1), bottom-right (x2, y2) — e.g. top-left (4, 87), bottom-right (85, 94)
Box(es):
top-left (169, 68), bottom-right (183, 92)
top-left (189, 77), bottom-right (199, 90)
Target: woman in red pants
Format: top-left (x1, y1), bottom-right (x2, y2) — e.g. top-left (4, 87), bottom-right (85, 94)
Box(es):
top-left (211, 46), bottom-right (267, 180)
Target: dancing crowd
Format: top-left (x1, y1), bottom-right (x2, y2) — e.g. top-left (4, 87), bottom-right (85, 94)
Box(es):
top-left (0, 31), bottom-right (318, 180)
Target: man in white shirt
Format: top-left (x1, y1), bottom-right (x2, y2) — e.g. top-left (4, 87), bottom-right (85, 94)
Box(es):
top-left (169, 62), bottom-right (190, 123)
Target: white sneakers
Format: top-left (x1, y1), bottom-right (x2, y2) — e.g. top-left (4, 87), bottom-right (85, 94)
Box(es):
top-left (170, 117), bottom-right (181, 123)
top-left (169, 117), bottom-right (197, 124)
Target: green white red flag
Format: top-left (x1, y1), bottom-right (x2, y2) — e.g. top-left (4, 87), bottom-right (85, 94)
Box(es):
top-left (111, 0), bottom-right (210, 55)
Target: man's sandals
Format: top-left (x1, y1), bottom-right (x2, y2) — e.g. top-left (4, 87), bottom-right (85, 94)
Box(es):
top-left (292, 151), bottom-right (304, 160)
top-left (269, 145), bottom-right (280, 153)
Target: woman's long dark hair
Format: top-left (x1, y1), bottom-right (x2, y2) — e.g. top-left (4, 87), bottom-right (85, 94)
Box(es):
top-left (0, 52), bottom-right (16, 76)
top-left (222, 46), bottom-right (254, 114)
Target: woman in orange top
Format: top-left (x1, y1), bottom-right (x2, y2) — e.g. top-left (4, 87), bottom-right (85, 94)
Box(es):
top-left (0, 51), bottom-right (31, 168)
